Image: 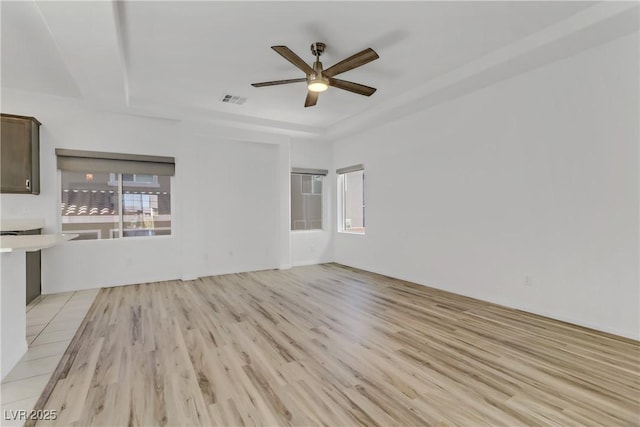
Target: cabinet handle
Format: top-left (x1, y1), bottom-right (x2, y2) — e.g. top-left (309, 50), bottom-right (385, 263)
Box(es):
top-left (26, 179), bottom-right (31, 191)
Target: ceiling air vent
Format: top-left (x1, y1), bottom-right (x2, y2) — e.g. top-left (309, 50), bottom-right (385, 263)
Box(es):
top-left (220, 94), bottom-right (247, 105)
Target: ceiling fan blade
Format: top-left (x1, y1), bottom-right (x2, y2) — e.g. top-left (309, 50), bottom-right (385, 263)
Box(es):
top-left (323, 48), bottom-right (379, 78)
top-left (304, 91), bottom-right (319, 107)
top-left (271, 46), bottom-right (315, 75)
top-left (251, 78), bottom-right (307, 87)
top-left (329, 78), bottom-right (376, 96)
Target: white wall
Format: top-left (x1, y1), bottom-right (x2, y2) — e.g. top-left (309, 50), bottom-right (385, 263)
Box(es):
top-left (1, 90), bottom-right (289, 292)
top-left (0, 251), bottom-right (27, 380)
top-left (187, 136), bottom-right (281, 278)
top-left (290, 139), bottom-right (334, 266)
top-left (333, 33), bottom-right (639, 339)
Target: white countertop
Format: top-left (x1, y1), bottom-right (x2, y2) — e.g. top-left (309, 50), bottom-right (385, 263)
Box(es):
top-left (0, 233), bottom-right (78, 252)
top-left (0, 218), bottom-right (45, 232)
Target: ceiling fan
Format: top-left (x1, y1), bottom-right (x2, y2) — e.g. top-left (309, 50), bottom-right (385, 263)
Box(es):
top-left (251, 42), bottom-right (379, 107)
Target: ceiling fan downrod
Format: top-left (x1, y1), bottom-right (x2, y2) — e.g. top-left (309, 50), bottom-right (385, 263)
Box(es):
top-left (311, 42), bottom-right (325, 75)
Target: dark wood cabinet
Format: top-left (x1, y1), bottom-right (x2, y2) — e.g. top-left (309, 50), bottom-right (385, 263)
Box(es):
top-left (1, 113), bottom-right (41, 194)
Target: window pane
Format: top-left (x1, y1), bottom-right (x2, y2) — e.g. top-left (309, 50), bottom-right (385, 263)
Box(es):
top-left (301, 175), bottom-right (312, 194)
top-left (343, 170), bottom-right (365, 233)
top-left (133, 174), bottom-right (155, 183)
top-left (61, 171), bottom-right (120, 240)
top-left (122, 174), bottom-right (171, 237)
top-left (312, 175), bottom-right (322, 194)
top-left (291, 174), bottom-right (322, 230)
top-left (123, 173), bottom-right (155, 184)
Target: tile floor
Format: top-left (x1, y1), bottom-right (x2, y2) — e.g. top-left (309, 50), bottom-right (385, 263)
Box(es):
top-left (1, 289), bottom-right (99, 426)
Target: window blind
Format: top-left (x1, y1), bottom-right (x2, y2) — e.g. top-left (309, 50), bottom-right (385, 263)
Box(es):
top-left (291, 167), bottom-right (328, 176)
top-left (56, 149), bottom-right (175, 176)
top-left (336, 164), bottom-right (364, 175)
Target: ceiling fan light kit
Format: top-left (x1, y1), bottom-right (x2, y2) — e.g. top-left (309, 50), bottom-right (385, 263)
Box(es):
top-left (251, 42), bottom-right (379, 107)
top-left (307, 77), bottom-right (329, 93)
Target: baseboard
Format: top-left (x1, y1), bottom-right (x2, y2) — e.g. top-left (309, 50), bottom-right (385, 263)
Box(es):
top-left (292, 259), bottom-right (332, 267)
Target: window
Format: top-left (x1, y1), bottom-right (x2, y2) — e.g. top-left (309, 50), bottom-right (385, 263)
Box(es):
top-left (291, 168), bottom-right (327, 230)
top-left (57, 149), bottom-right (174, 240)
top-left (337, 164), bottom-right (365, 234)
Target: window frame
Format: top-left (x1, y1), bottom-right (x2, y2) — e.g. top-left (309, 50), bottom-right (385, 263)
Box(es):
top-left (290, 172), bottom-right (325, 232)
top-left (337, 165), bottom-right (365, 235)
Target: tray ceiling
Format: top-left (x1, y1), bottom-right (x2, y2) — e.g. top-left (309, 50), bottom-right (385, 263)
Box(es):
top-left (1, 1), bottom-right (637, 138)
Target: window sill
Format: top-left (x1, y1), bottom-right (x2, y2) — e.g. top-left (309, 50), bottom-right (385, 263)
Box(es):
top-left (338, 230), bottom-right (365, 235)
top-left (291, 229), bottom-right (325, 234)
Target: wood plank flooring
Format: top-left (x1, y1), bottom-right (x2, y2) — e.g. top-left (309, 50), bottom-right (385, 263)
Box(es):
top-left (29, 263), bottom-right (639, 426)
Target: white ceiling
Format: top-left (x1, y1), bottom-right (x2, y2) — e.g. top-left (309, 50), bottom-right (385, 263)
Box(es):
top-left (1, 1), bottom-right (638, 138)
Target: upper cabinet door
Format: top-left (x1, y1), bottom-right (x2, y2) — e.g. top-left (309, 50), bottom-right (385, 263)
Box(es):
top-left (1, 114), bottom-right (40, 194)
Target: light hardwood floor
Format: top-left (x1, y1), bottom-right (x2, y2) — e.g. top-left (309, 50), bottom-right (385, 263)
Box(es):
top-left (29, 264), bottom-right (639, 426)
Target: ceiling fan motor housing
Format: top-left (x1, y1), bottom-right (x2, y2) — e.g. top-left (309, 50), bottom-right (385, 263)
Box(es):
top-left (312, 59), bottom-right (324, 76)
top-left (308, 73), bottom-right (329, 89)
